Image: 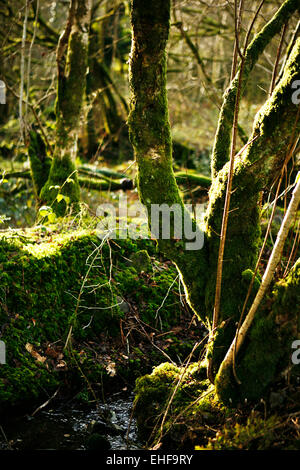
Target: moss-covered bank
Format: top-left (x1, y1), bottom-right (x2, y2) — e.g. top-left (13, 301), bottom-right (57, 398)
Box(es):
top-left (0, 228), bottom-right (191, 411)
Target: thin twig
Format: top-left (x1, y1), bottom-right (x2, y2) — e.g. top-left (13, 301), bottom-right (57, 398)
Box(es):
top-left (269, 23), bottom-right (288, 96)
top-left (208, 0), bottom-right (246, 383)
top-left (19, 0), bottom-right (30, 141)
top-left (31, 387), bottom-right (60, 417)
top-left (25, 0), bottom-right (39, 121)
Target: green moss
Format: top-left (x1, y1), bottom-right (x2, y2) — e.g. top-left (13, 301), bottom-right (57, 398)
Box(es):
top-left (130, 249), bottom-right (152, 273)
top-left (133, 361), bottom-right (216, 442)
top-left (174, 172), bottom-right (211, 188)
top-left (0, 230), bottom-right (117, 408)
top-left (0, 229), bottom-right (187, 409)
top-left (201, 412), bottom-right (280, 450)
top-left (272, 259), bottom-right (300, 335)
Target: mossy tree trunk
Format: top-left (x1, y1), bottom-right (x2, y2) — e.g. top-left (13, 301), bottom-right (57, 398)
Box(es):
top-left (128, 0), bottom-right (209, 316)
top-left (206, 38), bottom-right (300, 388)
top-left (128, 0), bottom-right (300, 404)
top-left (39, 0), bottom-right (92, 216)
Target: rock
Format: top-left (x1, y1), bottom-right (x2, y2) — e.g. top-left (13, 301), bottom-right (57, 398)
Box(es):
top-left (106, 423), bottom-right (125, 436)
top-left (88, 419), bottom-right (109, 434)
top-left (116, 296), bottom-right (130, 313)
top-left (85, 433), bottom-right (111, 451)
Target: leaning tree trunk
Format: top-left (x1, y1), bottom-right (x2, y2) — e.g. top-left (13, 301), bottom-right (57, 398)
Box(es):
top-left (39, 0), bottom-right (92, 216)
top-left (128, 0), bottom-right (300, 405)
top-left (205, 37), bottom-right (300, 402)
top-left (211, 0), bottom-right (300, 178)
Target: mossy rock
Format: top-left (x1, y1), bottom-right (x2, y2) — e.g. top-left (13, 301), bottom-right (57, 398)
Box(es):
top-left (133, 361), bottom-right (216, 443)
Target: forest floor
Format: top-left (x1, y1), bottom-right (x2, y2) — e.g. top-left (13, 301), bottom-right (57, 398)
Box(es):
top-left (0, 159), bottom-right (299, 450)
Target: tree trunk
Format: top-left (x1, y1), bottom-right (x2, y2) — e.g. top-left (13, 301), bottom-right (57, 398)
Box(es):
top-left (205, 37), bottom-right (300, 385)
top-left (128, 0), bottom-right (300, 404)
top-left (128, 0), bottom-right (209, 318)
top-left (39, 0), bottom-right (92, 216)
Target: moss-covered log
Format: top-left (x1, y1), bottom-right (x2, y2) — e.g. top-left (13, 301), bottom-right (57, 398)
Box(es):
top-left (39, 0), bottom-right (92, 216)
top-left (1, 167), bottom-right (211, 196)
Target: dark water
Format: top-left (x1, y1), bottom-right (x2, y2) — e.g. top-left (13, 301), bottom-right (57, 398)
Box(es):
top-left (0, 393), bottom-right (141, 450)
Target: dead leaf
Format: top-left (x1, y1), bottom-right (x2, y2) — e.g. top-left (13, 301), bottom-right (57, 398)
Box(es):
top-left (45, 346), bottom-right (60, 359)
top-left (106, 361), bottom-right (116, 377)
top-left (25, 343), bottom-right (46, 363)
top-left (56, 360), bottom-right (67, 369)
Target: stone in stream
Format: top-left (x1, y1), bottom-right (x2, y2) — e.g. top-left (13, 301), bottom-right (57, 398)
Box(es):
top-left (85, 433), bottom-right (111, 451)
top-left (88, 419), bottom-right (125, 436)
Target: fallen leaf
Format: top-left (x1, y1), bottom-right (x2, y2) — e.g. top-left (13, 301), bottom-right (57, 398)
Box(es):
top-left (106, 361), bottom-right (116, 377)
top-left (25, 343), bottom-right (46, 363)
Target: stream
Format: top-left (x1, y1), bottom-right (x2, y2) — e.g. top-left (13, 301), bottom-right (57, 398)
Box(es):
top-left (0, 393), bottom-right (142, 450)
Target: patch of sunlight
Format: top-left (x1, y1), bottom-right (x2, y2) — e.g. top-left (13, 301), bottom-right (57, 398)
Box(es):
top-left (0, 228), bottom-right (96, 259)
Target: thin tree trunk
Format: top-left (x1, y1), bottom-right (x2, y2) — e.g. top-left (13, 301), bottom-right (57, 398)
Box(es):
top-left (40, 0), bottom-right (92, 216)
